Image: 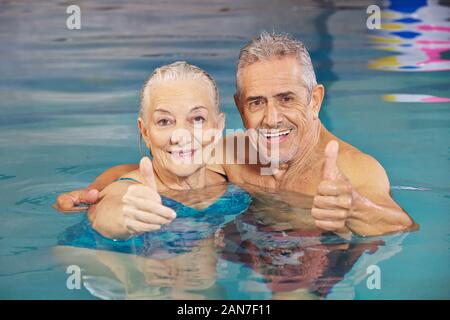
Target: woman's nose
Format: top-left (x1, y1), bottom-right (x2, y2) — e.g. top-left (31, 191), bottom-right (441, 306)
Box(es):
top-left (170, 128), bottom-right (192, 146)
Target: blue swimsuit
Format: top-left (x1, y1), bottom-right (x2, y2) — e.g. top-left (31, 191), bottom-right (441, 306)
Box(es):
top-left (58, 181), bottom-right (251, 258)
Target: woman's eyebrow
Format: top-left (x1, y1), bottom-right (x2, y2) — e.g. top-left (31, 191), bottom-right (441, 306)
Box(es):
top-left (154, 108), bottom-right (171, 114)
top-left (189, 106), bottom-right (208, 112)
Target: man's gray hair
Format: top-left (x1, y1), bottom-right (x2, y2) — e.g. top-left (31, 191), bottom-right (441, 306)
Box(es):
top-left (236, 31), bottom-right (317, 95)
top-left (139, 61), bottom-right (219, 122)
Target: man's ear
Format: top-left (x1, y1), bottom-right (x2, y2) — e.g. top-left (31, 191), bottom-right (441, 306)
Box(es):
top-left (234, 93), bottom-right (244, 114)
top-left (311, 84), bottom-right (324, 120)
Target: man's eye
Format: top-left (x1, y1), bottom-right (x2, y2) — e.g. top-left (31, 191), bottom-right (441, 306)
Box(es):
top-left (283, 96), bottom-right (293, 103)
top-left (249, 100), bottom-right (264, 108)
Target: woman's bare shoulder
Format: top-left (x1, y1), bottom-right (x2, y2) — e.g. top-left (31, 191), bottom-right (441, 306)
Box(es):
top-left (99, 169), bottom-right (142, 197)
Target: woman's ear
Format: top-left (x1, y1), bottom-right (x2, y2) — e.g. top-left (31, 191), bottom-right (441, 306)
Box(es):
top-left (217, 112), bottom-right (225, 133)
top-left (137, 117), bottom-right (149, 144)
top-left (311, 84), bottom-right (325, 120)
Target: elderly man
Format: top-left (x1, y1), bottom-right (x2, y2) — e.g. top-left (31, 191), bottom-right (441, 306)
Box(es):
top-left (55, 32), bottom-right (415, 237)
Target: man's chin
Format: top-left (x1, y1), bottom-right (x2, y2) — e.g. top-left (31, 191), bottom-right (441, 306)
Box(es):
top-left (264, 148), bottom-right (297, 164)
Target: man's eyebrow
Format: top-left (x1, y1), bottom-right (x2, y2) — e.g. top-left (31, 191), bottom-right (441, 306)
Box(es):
top-left (274, 91), bottom-right (295, 98)
top-left (246, 96), bottom-right (265, 102)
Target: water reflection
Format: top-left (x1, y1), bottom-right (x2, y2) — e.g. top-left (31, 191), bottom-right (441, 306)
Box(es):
top-left (54, 238), bottom-right (224, 299)
top-left (368, 0), bottom-right (450, 73)
top-left (134, 239), bottom-right (222, 299)
top-left (55, 183), bottom-right (247, 299)
top-left (54, 187), bottom-right (406, 299)
top-left (220, 189), bottom-right (386, 299)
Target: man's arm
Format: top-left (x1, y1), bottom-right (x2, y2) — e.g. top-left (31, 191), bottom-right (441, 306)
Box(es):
top-left (312, 141), bottom-right (416, 237)
top-left (88, 164), bottom-right (139, 191)
top-left (53, 163), bottom-right (138, 212)
top-left (344, 154), bottom-right (415, 236)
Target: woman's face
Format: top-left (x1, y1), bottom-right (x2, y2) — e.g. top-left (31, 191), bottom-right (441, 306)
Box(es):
top-left (139, 79), bottom-right (224, 178)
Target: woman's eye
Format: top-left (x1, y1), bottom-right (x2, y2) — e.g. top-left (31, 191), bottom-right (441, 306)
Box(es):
top-left (157, 118), bottom-right (172, 126)
top-left (192, 116), bottom-right (206, 124)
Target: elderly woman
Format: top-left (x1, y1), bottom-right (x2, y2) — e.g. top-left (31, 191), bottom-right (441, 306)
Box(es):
top-left (79, 61), bottom-right (250, 240)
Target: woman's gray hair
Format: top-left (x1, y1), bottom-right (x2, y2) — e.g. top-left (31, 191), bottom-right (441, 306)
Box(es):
top-left (139, 61), bottom-right (220, 123)
top-left (236, 31), bottom-right (317, 96)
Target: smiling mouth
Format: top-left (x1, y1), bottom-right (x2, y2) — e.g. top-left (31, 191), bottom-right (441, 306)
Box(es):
top-left (260, 129), bottom-right (293, 144)
top-left (168, 149), bottom-right (197, 160)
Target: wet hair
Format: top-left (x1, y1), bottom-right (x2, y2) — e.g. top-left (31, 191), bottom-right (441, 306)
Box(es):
top-left (139, 61), bottom-right (220, 123)
top-left (236, 31), bottom-right (317, 96)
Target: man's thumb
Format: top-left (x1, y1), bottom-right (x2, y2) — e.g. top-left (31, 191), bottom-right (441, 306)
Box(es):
top-left (323, 140), bottom-right (339, 180)
top-left (139, 157), bottom-right (157, 189)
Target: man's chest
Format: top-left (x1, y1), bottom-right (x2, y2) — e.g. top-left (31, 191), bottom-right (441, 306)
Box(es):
top-left (225, 163), bottom-right (323, 195)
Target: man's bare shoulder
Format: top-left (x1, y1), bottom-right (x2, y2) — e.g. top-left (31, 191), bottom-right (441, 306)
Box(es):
top-left (218, 132), bottom-right (249, 178)
top-left (206, 135), bottom-right (226, 176)
top-left (336, 140), bottom-right (390, 193)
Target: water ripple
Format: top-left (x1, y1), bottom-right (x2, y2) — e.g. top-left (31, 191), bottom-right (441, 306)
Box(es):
top-left (0, 174), bottom-right (15, 181)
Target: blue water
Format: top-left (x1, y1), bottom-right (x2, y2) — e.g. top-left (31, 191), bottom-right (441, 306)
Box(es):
top-left (57, 183), bottom-right (251, 256)
top-left (0, 0), bottom-right (449, 299)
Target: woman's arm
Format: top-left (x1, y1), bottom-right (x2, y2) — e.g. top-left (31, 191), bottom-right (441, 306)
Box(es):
top-left (87, 181), bottom-right (131, 239)
top-left (87, 181), bottom-right (135, 239)
top-left (88, 158), bottom-right (176, 240)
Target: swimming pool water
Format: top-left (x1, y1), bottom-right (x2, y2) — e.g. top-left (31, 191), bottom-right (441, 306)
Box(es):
top-left (0, 0), bottom-right (449, 299)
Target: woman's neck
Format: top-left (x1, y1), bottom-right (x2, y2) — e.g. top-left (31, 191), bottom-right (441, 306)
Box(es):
top-left (152, 163), bottom-right (208, 191)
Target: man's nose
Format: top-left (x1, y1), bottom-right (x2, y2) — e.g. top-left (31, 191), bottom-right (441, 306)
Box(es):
top-left (263, 102), bottom-right (281, 128)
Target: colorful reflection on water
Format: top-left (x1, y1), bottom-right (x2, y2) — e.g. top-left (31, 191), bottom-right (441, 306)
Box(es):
top-left (368, 0), bottom-right (450, 73)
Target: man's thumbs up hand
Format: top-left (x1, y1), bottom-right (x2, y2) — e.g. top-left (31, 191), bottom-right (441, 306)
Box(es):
top-left (311, 140), bottom-right (354, 235)
top-left (323, 140), bottom-right (339, 180)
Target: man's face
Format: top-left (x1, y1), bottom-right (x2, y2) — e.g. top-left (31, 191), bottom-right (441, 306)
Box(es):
top-left (235, 56), bottom-right (322, 164)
